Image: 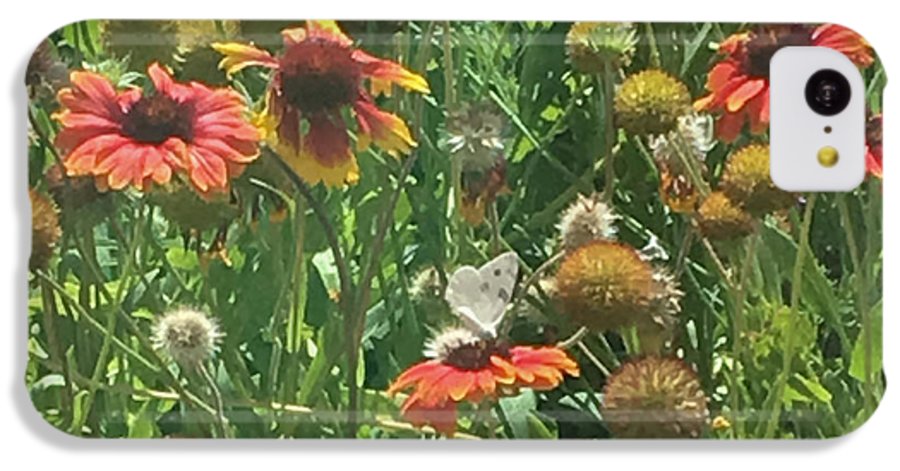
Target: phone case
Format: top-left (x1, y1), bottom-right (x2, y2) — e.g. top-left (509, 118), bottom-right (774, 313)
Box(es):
top-left (25, 20), bottom-right (884, 439)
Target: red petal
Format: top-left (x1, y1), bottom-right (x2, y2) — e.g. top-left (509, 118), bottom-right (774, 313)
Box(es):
top-left (353, 50), bottom-right (430, 95)
top-left (67, 71), bottom-right (123, 120)
top-left (812, 24), bottom-right (874, 68)
top-left (715, 111), bottom-right (745, 143)
top-left (707, 61), bottom-right (740, 90)
top-left (187, 144), bottom-right (228, 192)
top-left (303, 114), bottom-right (352, 168)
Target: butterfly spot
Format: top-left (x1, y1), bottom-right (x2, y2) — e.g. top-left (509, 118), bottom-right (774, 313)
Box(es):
top-left (498, 288), bottom-right (509, 301)
top-left (480, 282), bottom-right (490, 292)
top-left (494, 269), bottom-right (502, 276)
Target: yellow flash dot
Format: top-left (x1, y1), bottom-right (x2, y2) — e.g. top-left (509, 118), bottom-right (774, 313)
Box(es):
top-left (817, 146), bottom-right (839, 168)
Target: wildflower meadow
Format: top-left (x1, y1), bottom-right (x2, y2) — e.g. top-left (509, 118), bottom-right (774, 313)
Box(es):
top-left (26, 20), bottom-right (884, 439)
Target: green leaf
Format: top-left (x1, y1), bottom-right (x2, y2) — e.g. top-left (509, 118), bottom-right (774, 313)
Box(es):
top-left (526, 413), bottom-right (557, 439)
top-left (31, 374), bottom-right (65, 391)
top-left (127, 401), bottom-right (158, 438)
top-left (166, 247), bottom-right (198, 271)
top-left (297, 313), bottom-right (343, 405)
top-left (69, 390), bottom-right (90, 434)
top-left (794, 373), bottom-right (833, 404)
top-left (783, 384), bottom-right (812, 405)
top-left (498, 390), bottom-right (537, 438)
top-left (680, 23), bottom-right (713, 76)
top-left (850, 301), bottom-right (883, 382)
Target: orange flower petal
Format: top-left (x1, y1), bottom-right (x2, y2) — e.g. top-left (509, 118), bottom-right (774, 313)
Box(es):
top-left (745, 89), bottom-right (770, 134)
top-left (66, 70), bottom-right (122, 120)
top-left (715, 110), bottom-right (745, 143)
top-left (353, 49), bottom-right (431, 95)
top-left (305, 20), bottom-right (353, 46)
top-left (388, 360), bottom-right (443, 395)
top-left (354, 100), bottom-right (416, 156)
top-left (812, 24), bottom-right (874, 68)
top-left (446, 370), bottom-right (476, 402)
top-left (212, 42), bottom-right (279, 76)
top-left (64, 133), bottom-right (128, 175)
top-left (401, 397), bottom-right (458, 436)
top-left (725, 79), bottom-right (766, 112)
top-left (707, 61), bottom-right (741, 91)
top-left (187, 145), bottom-right (229, 192)
top-left (281, 26), bottom-right (308, 46)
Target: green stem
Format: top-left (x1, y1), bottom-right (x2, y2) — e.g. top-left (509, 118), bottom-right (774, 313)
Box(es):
top-left (728, 230), bottom-right (758, 438)
top-left (577, 341), bottom-right (611, 376)
top-left (512, 251), bottom-right (563, 316)
top-left (763, 194), bottom-right (817, 438)
top-left (556, 326), bottom-right (588, 350)
top-left (72, 203), bottom-right (144, 435)
top-left (488, 202), bottom-right (502, 255)
top-left (348, 154), bottom-right (419, 436)
top-left (672, 131), bottom-right (711, 197)
top-left (37, 275), bottom-right (74, 427)
top-left (600, 63), bottom-right (617, 203)
top-left (837, 195), bottom-right (874, 415)
top-left (198, 363), bottom-right (231, 438)
top-left (644, 23), bottom-right (662, 68)
top-left (39, 254), bottom-right (219, 424)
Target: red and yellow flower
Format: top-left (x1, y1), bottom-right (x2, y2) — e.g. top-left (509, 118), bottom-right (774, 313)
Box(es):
top-left (213, 21), bottom-right (430, 187)
top-left (695, 24), bottom-right (873, 142)
top-left (387, 328), bottom-right (579, 435)
top-left (866, 113), bottom-right (883, 179)
top-left (54, 63), bottom-right (260, 193)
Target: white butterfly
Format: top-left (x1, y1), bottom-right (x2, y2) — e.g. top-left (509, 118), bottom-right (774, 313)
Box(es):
top-left (444, 252), bottom-right (520, 338)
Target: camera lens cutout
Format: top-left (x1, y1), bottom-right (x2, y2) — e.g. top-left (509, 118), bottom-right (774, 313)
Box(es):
top-left (805, 69), bottom-right (851, 116)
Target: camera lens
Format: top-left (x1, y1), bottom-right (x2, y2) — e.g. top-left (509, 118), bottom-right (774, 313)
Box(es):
top-left (805, 69), bottom-right (851, 116)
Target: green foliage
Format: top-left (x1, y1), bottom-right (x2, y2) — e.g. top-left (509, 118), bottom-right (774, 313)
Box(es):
top-left (25, 20), bottom-right (884, 439)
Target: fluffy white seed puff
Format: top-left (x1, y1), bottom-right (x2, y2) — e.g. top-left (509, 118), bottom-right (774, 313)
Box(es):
top-left (649, 113), bottom-right (716, 165)
top-left (152, 308), bottom-right (222, 367)
top-left (423, 327), bottom-right (483, 361)
top-left (558, 193), bottom-right (618, 252)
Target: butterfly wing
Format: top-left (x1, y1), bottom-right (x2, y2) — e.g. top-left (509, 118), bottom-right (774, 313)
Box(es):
top-left (445, 252), bottom-right (519, 336)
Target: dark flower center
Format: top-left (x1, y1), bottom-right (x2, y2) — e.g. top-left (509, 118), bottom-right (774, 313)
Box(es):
top-left (867, 115), bottom-right (882, 147)
top-left (444, 337), bottom-right (509, 371)
top-left (279, 37), bottom-right (362, 114)
top-left (122, 94), bottom-right (194, 144)
top-left (743, 25), bottom-right (813, 77)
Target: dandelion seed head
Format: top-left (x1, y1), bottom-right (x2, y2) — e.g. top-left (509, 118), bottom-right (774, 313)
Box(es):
top-left (558, 193), bottom-right (618, 252)
top-left (152, 308), bottom-right (222, 367)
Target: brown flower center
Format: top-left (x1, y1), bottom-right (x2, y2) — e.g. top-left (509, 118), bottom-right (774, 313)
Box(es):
top-left (122, 94), bottom-right (194, 144)
top-left (867, 115), bottom-right (882, 147)
top-left (279, 37), bottom-right (362, 114)
top-left (443, 338), bottom-right (509, 371)
top-left (743, 26), bottom-right (813, 77)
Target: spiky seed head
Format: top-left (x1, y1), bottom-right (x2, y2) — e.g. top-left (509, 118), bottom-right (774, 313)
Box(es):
top-left (149, 180), bottom-right (239, 232)
top-left (29, 189), bottom-right (61, 271)
top-left (615, 69), bottom-right (691, 136)
top-left (565, 22), bottom-right (638, 73)
top-left (696, 192), bottom-right (755, 240)
top-left (720, 144), bottom-right (796, 215)
top-left (602, 356), bottom-right (709, 438)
